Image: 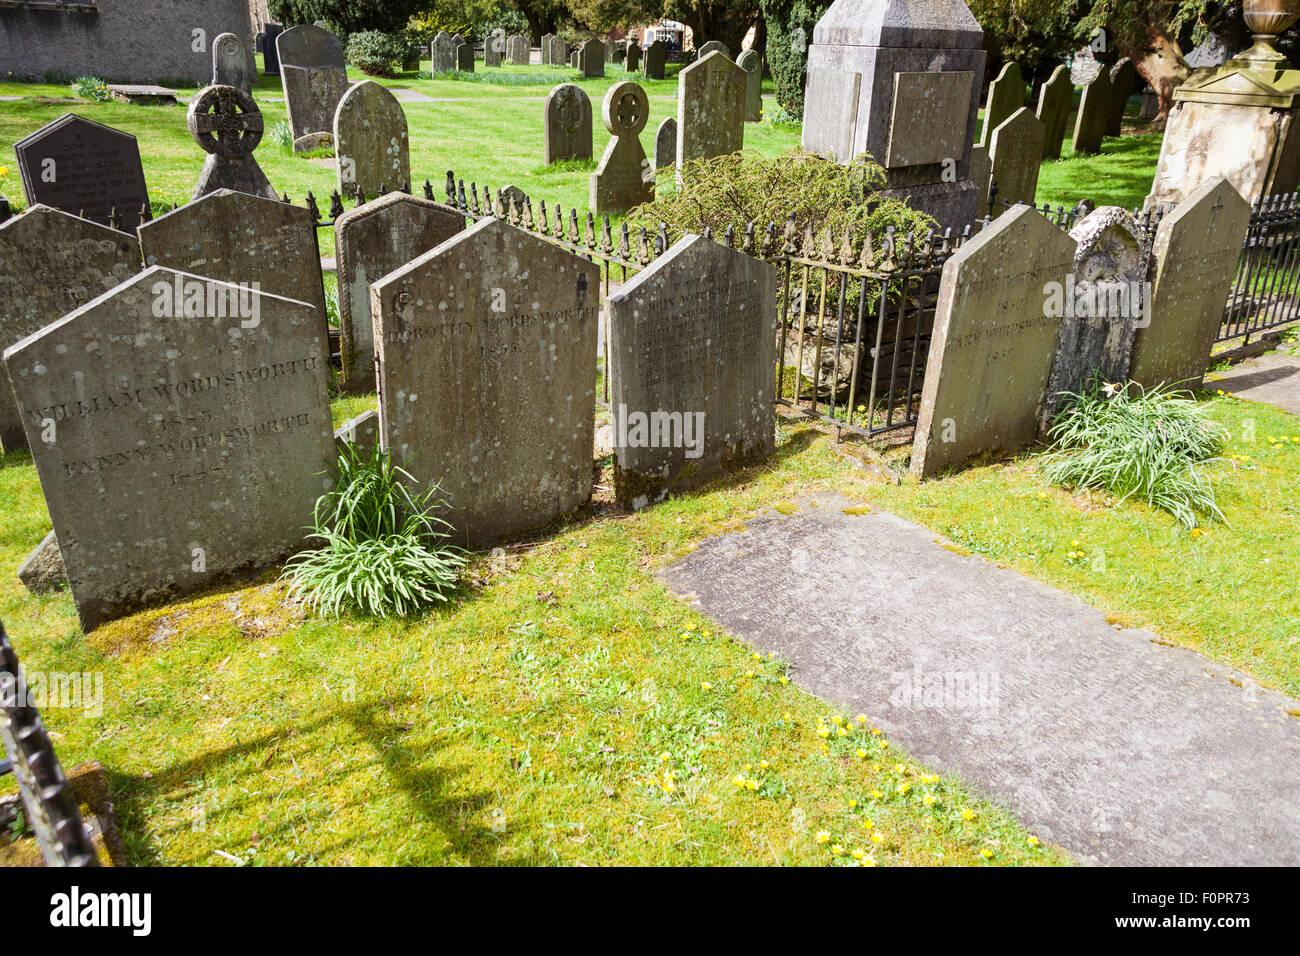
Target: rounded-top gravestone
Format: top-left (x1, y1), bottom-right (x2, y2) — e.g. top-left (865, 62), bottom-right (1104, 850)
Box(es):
top-left (212, 32), bottom-right (257, 93)
top-left (544, 83), bottom-right (593, 165)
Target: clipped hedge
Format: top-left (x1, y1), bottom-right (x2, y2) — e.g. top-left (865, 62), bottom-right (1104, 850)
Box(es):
top-left (346, 30), bottom-right (408, 77)
top-left (760, 0), bottom-right (832, 116)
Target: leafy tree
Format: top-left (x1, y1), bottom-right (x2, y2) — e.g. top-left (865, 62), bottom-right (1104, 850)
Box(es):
top-left (267, 0), bottom-right (427, 36)
top-left (759, 0), bottom-right (830, 115)
top-left (967, 0), bottom-right (1079, 85)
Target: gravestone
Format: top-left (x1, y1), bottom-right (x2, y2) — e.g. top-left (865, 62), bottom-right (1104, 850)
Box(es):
top-left (1106, 58), bottom-right (1136, 136)
top-left (334, 192), bottom-right (464, 393)
top-left (570, 51), bottom-right (580, 68)
top-left (546, 35), bottom-right (568, 66)
top-left (212, 32), bottom-right (256, 94)
top-left (457, 42), bottom-right (475, 72)
top-left (3, 268), bottom-right (335, 631)
top-left (188, 85), bottom-right (278, 201)
top-left (1037, 64), bottom-right (1073, 161)
top-left (697, 40), bottom-right (729, 60)
top-left (607, 234), bottom-right (777, 509)
top-left (14, 114), bottom-right (150, 231)
top-left (1040, 207), bottom-right (1148, 429)
top-left (580, 38), bottom-right (606, 78)
top-left (17, 530), bottom-right (65, 595)
top-left (738, 49), bottom-right (763, 121)
top-left (544, 84), bottom-right (594, 165)
top-left (911, 205), bottom-right (1076, 478)
top-left (541, 33), bottom-right (555, 60)
top-left (677, 50), bottom-right (746, 167)
top-left (655, 117), bottom-right (678, 171)
top-left (371, 217), bottom-right (601, 546)
top-left (497, 185), bottom-right (529, 212)
top-left (334, 81), bottom-right (410, 200)
top-left (969, 143), bottom-right (991, 212)
top-left (644, 39), bottom-right (667, 79)
top-left (1129, 178), bottom-right (1252, 391)
top-left (278, 23), bottom-right (350, 146)
top-left (591, 81), bottom-right (654, 213)
top-left (485, 29), bottom-right (505, 67)
top-left (264, 22), bottom-right (284, 75)
top-left (1072, 68), bottom-right (1111, 155)
top-left (626, 39), bottom-right (641, 72)
top-left (334, 409), bottom-right (380, 459)
top-left (508, 35), bottom-right (530, 66)
top-left (0, 206), bottom-right (141, 452)
top-left (989, 107), bottom-right (1046, 207)
top-left (980, 62), bottom-right (1025, 148)
top-left (430, 31), bottom-right (456, 73)
top-left (452, 34), bottom-right (467, 48)
top-left (138, 189), bottom-right (330, 347)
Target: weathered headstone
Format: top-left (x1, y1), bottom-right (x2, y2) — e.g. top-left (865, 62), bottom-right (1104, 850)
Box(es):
top-left (570, 51), bottom-right (580, 69)
top-left (430, 31), bottom-right (456, 73)
top-left (697, 40), bottom-right (729, 60)
top-left (0, 206), bottom-right (141, 452)
top-left (1129, 178), bottom-right (1252, 391)
top-left (485, 29), bottom-right (506, 67)
top-left (989, 107), bottom-right (1046, 207)
top-left (212, 32), bottom-right (256, 94)
top-left (655, 117), bottom-right (678, 171)
top-left (508, 34), bottom-right (530, 66)
top-left (980, 62), bottom-right (1025, 148)
top-left (188, 85), bottom-right (278, 201)
top-left (14, 114), bottom-right (150, 231)
top-left (1040, 207), bottom-right (1148, 428)
top-left (1036, 64), bottom-right (1073, 161)
top-left (452, 34), bottom-right (467, 48)
top-left (371, 217), bottom-right (601, 546)
top-left (911, 206), bottom-right (1076, 478)
top-left (17, 530), bottom-right (65, 596)
top-left (607, 234), bottom-right (777, 509)
top-left (334, 81), bottom-right (410, 200)
top-left (591, 81), bottom-right (654, 213)
top-left (644, 39), bottom-right (666, 79)
top-left (626, 39), bottom-right (641, 72)
top-left (278, 23), bottom-right (350, 146)
top-left (677, 50), bottom-right (746, 167)
top-left (738, 49), bottom-right (763, 122)
top-left (264, 22), bottom-right (284, 75)
top-left (138, 189), bottom-right (330, 347)
top-left (546, 35), bottom-right (568, 66)
top-left (1106, 58), bottom-right (1136, 136)
top-left (334, 192), bottom-right (464, 393)
top-left (580, 38), bottom-right (606, 78)
top-left (544, 84), bottom-right (594, 165)
top-left (277, 22), bottom-right (345, 70)
top-left (456, 42), bottom-right (475, 72)
top-left (1072, 68), bottom-right (1111, 155)
top-left (969, 143), bottom-right (991, 212)
top-left (3, 268), bottom-right (335, 631)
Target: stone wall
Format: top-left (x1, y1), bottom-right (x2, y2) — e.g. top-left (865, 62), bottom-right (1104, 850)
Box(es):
top-left (0, 0), bottom-right (254, 84)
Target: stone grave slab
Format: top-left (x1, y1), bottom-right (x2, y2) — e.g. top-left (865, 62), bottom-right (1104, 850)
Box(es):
top-left (508, 35), bottom-right (530, 66)
top-left (430, 31), bottom-right (456, 73)
top-left (1036, 64), bottom-right (1073, 161)
top-left (1107, 57), bottom-right (1136, 136)
top-left (485, 29), bottom-right (505, 67)
top-left (277, 23), bottom-right (345, 70)
top-left (980, 61), bottom-right (1023, 148)
top-left (456, 42), bottom-right (474, 72)
top-left (644, 40), bottom-right (666, 79)
top-left (212, 32), bottom-right (256, 93)
top-left (676, 50), bottom-right (746, 167)
top-left (626, 40), bottom-right (641, 73)
top-left (544, 83), bottom-right (593, 165)
top-left (969, 143), bottom-right (991, 213)
top-left (886, 70), bottom-right (974, 168)
top-left (106, 85), bottom-right (178, 106)
top-left (334, 408), bottom-right (380, 459)
top-left (591, 82), bottom-right (654, 213)
top-left (264, 22), bottom-right (284, 75)
top-left (989, 107), bottom-right (1046, 207)
top-left (697, 41), bottom-right (728, 59)
top-left (334, 81), bottom-right (411, 200)
top-left (282, 65), bottom-right (351, 144)
top-left (655, 117), bottom-right (678, 171)
top-left (580, 39), bottom-right (605, 78)
top-left (1072, 68), bottom-right (1110, 155)
top-left (738, 49), bottom-right (763, 122)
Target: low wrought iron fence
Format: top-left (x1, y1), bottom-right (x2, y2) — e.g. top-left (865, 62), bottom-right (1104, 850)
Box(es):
top-left (1220, 191), bottom-right (1300, 342)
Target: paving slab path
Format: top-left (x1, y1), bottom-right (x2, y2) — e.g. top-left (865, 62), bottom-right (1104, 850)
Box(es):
top-left (660, 493), bottom-right (1300, 866)
top-left (1209, 350), bottom-right (1300, 416)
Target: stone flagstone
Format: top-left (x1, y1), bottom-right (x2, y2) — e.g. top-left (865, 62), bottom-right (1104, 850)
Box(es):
top-left (187, 84), bottom-right (278, 201)
top-left (1130, 178), bottom-right (1252, 391)
top-left (591, 82), bottom-right (654, 213)
top-left (912, 205), bottom-right (1076, 478)
top-left (2, 267), bottom-right (335, 631)
top-left (334, 81), bottom-right (410, 200)
top-left (1106, 57), bottom-right (1136, 136)
top-left (980, 61), bottom-right (1024, 148)
top-left (738, 49), bottom-right (763, 121)
top-left (1072, 68), bottom-right (1110, 155)
top-left (677, 50), bottom-right (746, 168)
top-left (1037, 64), bottom-right (1072, 161)
top-left (334, 192), bottom-right (464, 393)
top-left (989, 107), bottom-right (1046, 207)
top-left (371, 218), bottom-right (600, 546)
top-left (0, 206), bottom-right (142, 452)
top-left (655, 117), bottom-right (678, 171)
top-left (544, 84), bottom-right (593, 165)
top-left (212, 32), bottom-right (256, 93)
top-left (607, 234), bottom-right (777, 509)
top-left (644, 39), bottom-right (666, 79)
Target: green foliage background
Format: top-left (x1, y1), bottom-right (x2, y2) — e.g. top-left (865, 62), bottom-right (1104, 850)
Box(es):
top-left (759, 0), bottom-right (829, 115)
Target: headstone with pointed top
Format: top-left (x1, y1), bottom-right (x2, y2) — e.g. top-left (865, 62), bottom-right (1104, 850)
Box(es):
top-left (212, 32), bottom-right (257, 94)
top-left (677, 50), bottom-right (746, 167)
top-left (1072, 68), bottom-right (1110, 155)
top-left (738, 49), bottom-right (763, 122)
top-left (1037, 64), bottom-right (1073, 160)
top-left (592, 81), bottom-right (654, 213)
top-left (188, 84), bottom-right (278, 201)
top-left (544, 83), bottom-right (593, 164)
top-left (644, 39), bottom-right (666, 79)
top-left (334, 81), bottom-right (410, 202)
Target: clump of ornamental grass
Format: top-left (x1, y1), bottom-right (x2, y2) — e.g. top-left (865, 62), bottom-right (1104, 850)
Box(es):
top-left (282, 443), bottom-right (465, 617)
top-left (1040, 379), bottom-right (1228, 529)
top-left (70, 76), bottom-right (112, 102)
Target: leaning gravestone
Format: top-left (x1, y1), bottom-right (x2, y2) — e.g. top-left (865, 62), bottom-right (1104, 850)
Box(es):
top-left (1072, 68), bottom-right (1110, 155)
top-left (655, 117), bottom-right (678, 171)
top-left (626, 39), bottom-right (641, 72)
top-left (544, 84), bottom-right (593, 165)
top-left (580, 38), bottom-right (606, 78)
top-left (1106, 58), bottom-right (1136, 136)
top-left (911, 206), bottom-right (1077, 478)
top-left (607, 234), bottom-right (777, 509)
top-left (138, 189), bottom-right (330, 346)
top-left (1040, 206), bottom-right (1148, 429)
top-left (456, 42), bottom-right (475, 72)
top-left (334, 192), bottom-right (464, 393)
top-left (278, 23), bottom-right (350, 148)
top-left (14, 114), bottom-right (150, 232)
top-left (485, 29), bottom-right (506, 67)
top-left (644, 39), bottom-right (667, 79)
top-left (980, 62), bottom-right (1024, 148)
top-left (1036, 64), bottom-right (1073, 161)
top-left (697, 40), bottom-right (729, 60)
top-left (212, 32), bottom-right (257, 93)
top-left (3, 268), bottom-right (335, 631)
top-left (508, 35), bottom-right (530, 66)
top-left (989, 107), bottom-right (1046, 207)
top-left (0, 206), bottom-right (141, 452)
top-left (1129, 178), bottom-right (1252, 391)
top-left (430, 31), bottom-right (456, 73)
top-left (188, 85), bottom-right (278, 201)
top-left (737, 50), bottom-right (763, 122)
top-left (371, 218), bottom-right (600, 546)
top-left (677, 50), bottom-right (746, 167)
top-left (591, 81), bottom-right (654, 213)
top-left (334, 81), bottom-right (411, 200)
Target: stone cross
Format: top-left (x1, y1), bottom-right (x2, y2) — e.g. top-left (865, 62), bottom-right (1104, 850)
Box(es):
top-left (188, 84), bottom-right (278, 201)
top-left (591, 81), bottom-right (654, 213)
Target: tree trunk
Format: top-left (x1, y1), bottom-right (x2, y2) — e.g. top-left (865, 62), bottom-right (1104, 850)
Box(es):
top-left (1125, 25), bottom-right (1190, 130)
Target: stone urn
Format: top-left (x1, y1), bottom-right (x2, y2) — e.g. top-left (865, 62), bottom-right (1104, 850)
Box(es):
top-left (1239, 0), bottom-right (1300, 65)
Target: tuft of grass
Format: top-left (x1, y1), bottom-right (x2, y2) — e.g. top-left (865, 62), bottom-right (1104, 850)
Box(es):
top-left (282, 442), bottom-right (465, 618)
top-left (269, 119), bottom-right (294, 152)
top-left (1040, 380), bottom-right (1227, 528)
top-left (69, 76), bottom-right (112, 102)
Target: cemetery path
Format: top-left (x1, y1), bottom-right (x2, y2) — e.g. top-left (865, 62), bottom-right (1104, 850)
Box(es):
top-left (1210, 351), bottom-right (1300, 416)
top-left (660, 492), bottom-right (1300, 866)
